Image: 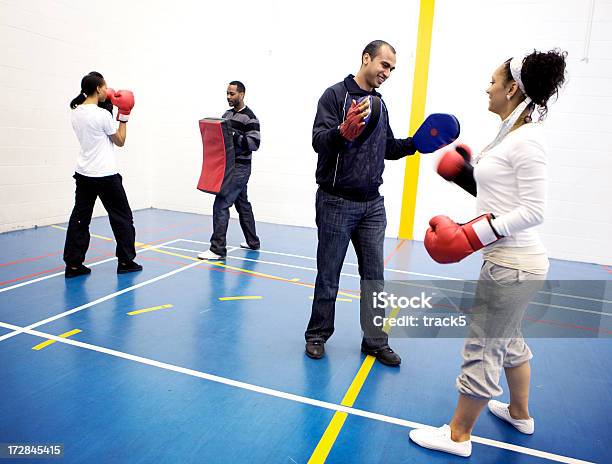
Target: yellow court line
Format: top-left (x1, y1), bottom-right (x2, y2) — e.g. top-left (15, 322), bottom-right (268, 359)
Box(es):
top-left (398, 0), bottom-right (436, 240)
top-left (218, 296), bottom-right (263, 301)
top-left (138, 245), bottom-right (361, 300)
top-left (127, 304), bottom-right (173, 316)
top-left (50, 225), bottom-right (361, 300)
top-left (308, 306), bottom-right (401, 463)
top-left (32, 329), bottom-right (82, 351)
top-left (51, 225), bottom-right (113, 242)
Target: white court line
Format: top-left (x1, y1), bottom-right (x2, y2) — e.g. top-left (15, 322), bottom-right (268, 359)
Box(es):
top-left (0, 320), bottom-right (594, 464)
top-left (162, 245), bottom-right (612, 319)
top-left (0, 239), bottom-right (180, 294)
top-left (391, 281), bottom-right (612, 318)
top-left (162, 245), bottom-right (358, 277)
top-left (179, 239), bottom-right (457, 280)
top-left (177, 239), bottom-right (612, 304)
top-left (0, 258), bottom-right (205, 343)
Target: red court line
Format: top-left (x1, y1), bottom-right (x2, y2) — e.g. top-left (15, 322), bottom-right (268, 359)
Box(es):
top-left (118, 253), bottom-right (612, 336)
top-left (0, 251), bottom-right (63, 267)
top-left (384, 239), bottom-right (406, 267)
top-left (0, 252), bottom-right (114, 286)
top-left (523, 315), bottom-right (612, 336)
top-left (0, 227), bottom-right (208, 288)
top-left (0, 217), bottom-right (209, 271)
top-left (0, 243), bottom-right (106, 268)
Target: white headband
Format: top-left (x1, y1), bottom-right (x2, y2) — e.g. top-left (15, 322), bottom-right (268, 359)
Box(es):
top-left (509, 55), bottom-right (527, 97)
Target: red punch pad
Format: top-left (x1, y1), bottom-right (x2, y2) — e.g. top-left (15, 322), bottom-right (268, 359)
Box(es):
top-left (197, 118), bottom-right (235, 194)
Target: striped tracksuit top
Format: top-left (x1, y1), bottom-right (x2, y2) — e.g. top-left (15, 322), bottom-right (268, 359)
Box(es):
top-left (222, 106), bottom-right (261, 162)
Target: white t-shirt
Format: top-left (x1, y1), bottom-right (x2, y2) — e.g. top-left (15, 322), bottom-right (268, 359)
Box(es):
top-left (71, 104), bottom-right (119, 177)
top-left (474, 123), bottom-right (549, 273)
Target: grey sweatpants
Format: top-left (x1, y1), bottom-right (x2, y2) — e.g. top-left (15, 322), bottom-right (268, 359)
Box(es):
top-left (456, 261), bottom-right (545, 399)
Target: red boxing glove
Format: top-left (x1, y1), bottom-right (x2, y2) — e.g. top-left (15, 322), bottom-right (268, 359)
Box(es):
top-left (339, 99), bottom-right (368, 141)
top-left (109, 89), bottom-right (135, 122)
top-left (424, 214), bottom-right (502, 264)
top-left (436, 144), bottom-right (477, 196)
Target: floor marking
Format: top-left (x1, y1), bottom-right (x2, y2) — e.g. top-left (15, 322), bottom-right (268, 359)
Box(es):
top-left (51, 225), bottom-right (113, 242)
top-left (384, 239), bottom-right (406, 266)
top-left (0, 260), bottom-right (204, 343)
top-left (178, 239), bottom-right (458, 280)
top-left (32, 328), bottom-right (81, 350)
top-left (127, 304), bottom-right (173, 316)
top-left (0, 320), bottom-right (594, 464)
top-left (218, 296), bottom-right (263, 301)
top-left (308, 306), bottom-right (401, 463)
top-left (0, 239), bottom-right (180, 294)
top-left (154, 246), bottom-right (361, 299)
top-left (162, 245), bottom-right (612, 319)
top-left (0, 251), bottom-right (63, 268)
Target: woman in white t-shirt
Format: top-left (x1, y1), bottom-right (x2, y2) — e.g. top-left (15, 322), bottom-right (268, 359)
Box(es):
top-left (410, 49), bottom-right (567, 457)
top-left (64, 72), bottom-right (141, 277)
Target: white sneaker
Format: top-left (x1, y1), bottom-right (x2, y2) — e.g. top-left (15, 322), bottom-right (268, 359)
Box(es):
top-left (409, 424), bottom-right (471, 457)
top-left (239, 242), bottom-right (259, 250)
top-left (488, 400), bottom-right (534, 434)
top-left (197, 250), bottom-right (224, 260)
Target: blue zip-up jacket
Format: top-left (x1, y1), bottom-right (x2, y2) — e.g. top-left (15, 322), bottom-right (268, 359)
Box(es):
top-left (312, 75), bottom-right (416, 202)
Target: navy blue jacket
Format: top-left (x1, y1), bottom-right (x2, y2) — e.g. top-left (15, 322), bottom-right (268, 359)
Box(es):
top-left (313, 75), bottom-right (416, 201)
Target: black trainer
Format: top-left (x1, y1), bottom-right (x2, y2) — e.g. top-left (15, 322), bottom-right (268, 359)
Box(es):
top-left (117, 261), bottom-right (143, 274)
top-left (65, 264), bottom-right (92, 278)
top-left (361, 346), bottom-right (401, 366)
top-left (305, 341), bottom-right (325, 359)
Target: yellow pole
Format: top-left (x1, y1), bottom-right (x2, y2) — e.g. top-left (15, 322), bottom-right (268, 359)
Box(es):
top-left (398, 0), bottom-right (436, 239)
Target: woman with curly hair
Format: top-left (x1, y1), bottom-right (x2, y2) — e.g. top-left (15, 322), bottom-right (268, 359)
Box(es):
top-left (410, 48), bottom-right (568, 457)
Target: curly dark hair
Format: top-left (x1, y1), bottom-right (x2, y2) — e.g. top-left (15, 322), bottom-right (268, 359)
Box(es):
top-left (503, 48), bottom-right (567, 120)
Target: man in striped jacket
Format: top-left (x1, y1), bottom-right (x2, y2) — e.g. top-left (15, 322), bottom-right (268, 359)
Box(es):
top-left (198, 81), bottom-right (261, 260)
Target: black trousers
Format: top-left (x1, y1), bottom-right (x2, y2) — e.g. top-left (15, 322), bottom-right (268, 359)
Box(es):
top-left (63, 172), bottom-right (136, 266)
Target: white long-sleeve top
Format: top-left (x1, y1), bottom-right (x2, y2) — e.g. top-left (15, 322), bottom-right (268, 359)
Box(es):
top-left (474, 123), bottom-right (549, 273)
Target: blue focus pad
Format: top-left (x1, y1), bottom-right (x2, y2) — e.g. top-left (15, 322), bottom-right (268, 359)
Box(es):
top-left (356, 96), bottom-right (373, 125)
top-left (413, 113), bottom-right (460, 153)
top-left (352, 95), bottom-right (381, 145)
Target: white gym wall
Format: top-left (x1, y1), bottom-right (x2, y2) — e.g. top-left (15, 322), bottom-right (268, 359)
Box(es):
top-left (1, 0), bottom-right (610, 264)
top-left (0, 1), bottom-right (153, 232)
top-left (416, 0), bottom-right (612, 265)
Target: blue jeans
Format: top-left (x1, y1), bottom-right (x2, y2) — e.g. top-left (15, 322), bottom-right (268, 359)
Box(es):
top-left (210, 162), bottom-right (260, 257)
top-left (305, 188), bottom-right (388, 349)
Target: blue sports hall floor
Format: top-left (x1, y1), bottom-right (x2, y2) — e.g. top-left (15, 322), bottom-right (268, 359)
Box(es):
top-left (0, 208), bottom-right (610, 463)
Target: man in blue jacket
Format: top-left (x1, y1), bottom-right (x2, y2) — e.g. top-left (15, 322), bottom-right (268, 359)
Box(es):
top-left (305, 40), bottom-right (416, 366)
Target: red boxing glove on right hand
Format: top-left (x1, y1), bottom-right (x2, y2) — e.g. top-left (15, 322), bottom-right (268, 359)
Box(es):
top-left (109, 89), bottom-right (135, 122)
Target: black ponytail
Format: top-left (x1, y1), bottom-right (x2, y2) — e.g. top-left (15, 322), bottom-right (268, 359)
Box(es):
top-left (503, 49), bottom-right (567, 121)
top-left (69, 71), bottom-right (105, 109)
top-left (521, 49), bottom-right (567, 120)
